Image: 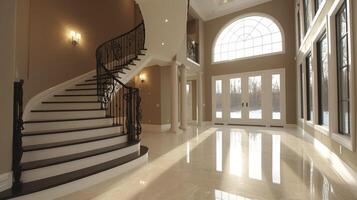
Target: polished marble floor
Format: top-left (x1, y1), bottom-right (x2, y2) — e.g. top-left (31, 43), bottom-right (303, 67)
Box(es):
top-left (59, 125), bottom-right (357, 200)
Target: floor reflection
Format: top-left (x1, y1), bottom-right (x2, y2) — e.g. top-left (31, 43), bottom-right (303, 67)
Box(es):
top-left (216, 131), bottom-right (223, 172)
top-left (212, 128), bottom-right (355, 200)
top-left (215, 189), bottom-right (251, 200)
top-left (272, 134), bottom-right (281, 184)
top-left (229, 131), bottom-right (242, 176)
top-left (59, 126), bottom-right (357, 200)
top-left (248, 133), bottom-right (262, 180)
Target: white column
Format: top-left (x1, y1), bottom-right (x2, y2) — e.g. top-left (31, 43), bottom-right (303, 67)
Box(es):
top-left (180, 65), bottom-right (188, 130)
top-left (197, 72), bottom-right (203, 126)
top-left (170, 61), bottom-right (179, 133)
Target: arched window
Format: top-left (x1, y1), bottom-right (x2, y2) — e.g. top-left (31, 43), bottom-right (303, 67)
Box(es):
top-left (213, 15), bottom-right (284, 62)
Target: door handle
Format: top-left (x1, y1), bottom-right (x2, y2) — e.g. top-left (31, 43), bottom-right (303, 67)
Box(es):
top-left (246, 102), bottom-right (248, 107)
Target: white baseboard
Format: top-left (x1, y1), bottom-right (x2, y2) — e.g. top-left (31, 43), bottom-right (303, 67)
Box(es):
top-left (142, 124), bottom-right (170, 133)
top-left (284, 124), bottom-right (297, 128)
top-left (202, 121), bottom-right (213, 126)
top-left (0, 172), bottom-right (12, 192)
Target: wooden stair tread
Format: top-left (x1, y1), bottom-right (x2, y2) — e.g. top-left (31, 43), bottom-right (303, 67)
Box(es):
top-left (76, 83), bottom-right (97, 86)
top-left (24, 116), bottom-right (112, 124)
top-left (23, 133), bottom-right (126, 152)
top-left (22, 125), bottom-right (120, 136)
top-left (42, 101), bottom-right (101, 104)
top-left (85, 77), bottom-right (121, 82)
top-left (31, 109), bottom-right (103, 112)
top-left (0, 146), bottom-right (148, 199)
top-left (22, 142), bottom-right (136, 171)
top-left (66, 88), bottom-right (97, 91)
top-left (54, 94), bottom-right (99, 97)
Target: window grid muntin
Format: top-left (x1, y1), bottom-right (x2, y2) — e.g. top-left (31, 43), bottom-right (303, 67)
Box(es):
top-left (214, 16), bottom-right (283, 62)
top-left (303, 0), bottom-right (311, 34)
top-left (336, 1), bottom-right (350, 135)
top-left (306, 53), bottom-right (313, 121)
top-left (317, 33), bottom-right (329, 126)
top-left (300, 64), bottom-right (304, 119)
top-left (315, 0), bottom-right (324, 13)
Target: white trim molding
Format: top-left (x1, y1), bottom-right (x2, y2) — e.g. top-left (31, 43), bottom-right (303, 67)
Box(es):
top-left (284, 124), bottom-right (297, 128)
top-left (141, 124), bottom-right (171, 133)
top-left (0, 172), bottom-right (12, 192)
top-left (211, 12), bottom-right (286, 65)
top-left (296, 0), bottom-right (356, 152)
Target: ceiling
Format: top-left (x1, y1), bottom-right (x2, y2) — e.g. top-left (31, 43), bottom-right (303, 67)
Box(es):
top-left (190, 0), bottom-right (271, 21)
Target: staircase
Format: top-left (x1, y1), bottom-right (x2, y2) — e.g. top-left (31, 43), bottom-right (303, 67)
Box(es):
top-left (0, 22), bottom-right (149, 199)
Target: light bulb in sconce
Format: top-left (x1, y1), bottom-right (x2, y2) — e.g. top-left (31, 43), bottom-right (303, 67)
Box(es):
top-left (139, 73), bottom-right (145, 83)
top-left (70, 31), bottom-right (81, 46)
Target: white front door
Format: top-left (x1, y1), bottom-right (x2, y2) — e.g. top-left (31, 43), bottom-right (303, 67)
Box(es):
top-left (245, 72), bottom-right (264, 125)
top-left (212, 69), bottom-right (286, 127)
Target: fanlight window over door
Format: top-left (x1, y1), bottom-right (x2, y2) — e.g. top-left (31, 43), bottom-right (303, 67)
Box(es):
top-left (213, 15), bottom-right (283, 62)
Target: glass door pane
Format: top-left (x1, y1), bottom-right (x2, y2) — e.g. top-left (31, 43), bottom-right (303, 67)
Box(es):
top-left (272, 74), bottom-right (281, 120)
top-left (248, 76), bottom-right (262, 119)
top-left (215, 80), bottom-right (223, 119)
top-left (229, 78), bottom-right (242, 119)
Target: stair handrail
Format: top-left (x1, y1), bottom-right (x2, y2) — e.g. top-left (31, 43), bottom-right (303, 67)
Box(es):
top-left (95, 21), bottom-right (145, 142)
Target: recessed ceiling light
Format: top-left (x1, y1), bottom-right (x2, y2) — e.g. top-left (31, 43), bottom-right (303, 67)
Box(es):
top-left (165, 19), bottom-right (169, 23)
top-left (161, 42), bottom-right (165, 46)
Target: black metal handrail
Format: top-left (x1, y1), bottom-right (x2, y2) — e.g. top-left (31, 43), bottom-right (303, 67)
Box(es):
top-left (96, 22), bottom-right (145, 142)
top-left (13, 80), bottom-right (24, 193)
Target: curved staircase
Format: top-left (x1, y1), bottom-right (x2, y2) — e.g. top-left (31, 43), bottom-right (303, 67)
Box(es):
top-left (0, 22), bottom-right (149, 200)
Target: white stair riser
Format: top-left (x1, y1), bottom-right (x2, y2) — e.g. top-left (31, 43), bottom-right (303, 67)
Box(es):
top-left (59, 90), bottom-right (97, 95)
top-left (15, 152), bottom-right (148, 200)
top-left (50, 96), bottom-right (99, 102)
top-left (22, 135), bottom-right (128, 162)
top-left (21, 143), bottom-right (140, 182)
top-left (24, 118), bottom-right (113, 132)
top-left (29, 110), bottom-right (106, 121)
top-left (23, 126), bottom-right (123, 146)
top-left (36, 102), bottom-right (102, 110)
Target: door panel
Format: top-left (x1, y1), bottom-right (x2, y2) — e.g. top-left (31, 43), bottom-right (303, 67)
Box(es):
top-left (228, 77), bottom-right (244, 124)
top-left (248, 75), bottom-right (263, 120)
top-left (212, 78), bottom-right (225, 123)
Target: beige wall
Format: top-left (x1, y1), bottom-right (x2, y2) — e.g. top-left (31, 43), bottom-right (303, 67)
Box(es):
top-left (0, 0), bottom-right (17, 175)
top-left (134, 65), bottom-right (171, 125)
top-left (160, 66), bottom-right (172, 124)
top-left (134, 66), bottom-right (162, 124)
top-left (21, 0), bottom-right (137, 105)
top-left (203, 0), bottom-right (297, 124)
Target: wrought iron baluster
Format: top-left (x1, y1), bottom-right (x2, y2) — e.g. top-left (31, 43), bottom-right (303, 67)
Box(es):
top-left (12, 80), bottom-right (24, 193)
top-left (95, 22), bottom-right (144, 143)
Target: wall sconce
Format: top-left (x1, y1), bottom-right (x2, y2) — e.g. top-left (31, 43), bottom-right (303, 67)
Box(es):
top-left (70, 31), bottom-right (81, 46)
top-left (139, 73), bottom-right (145, 83)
